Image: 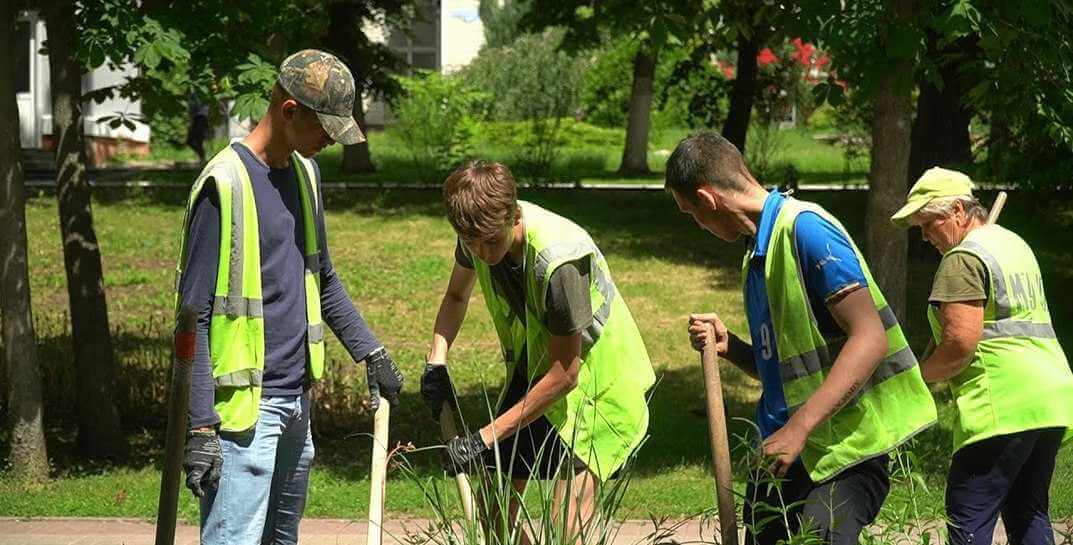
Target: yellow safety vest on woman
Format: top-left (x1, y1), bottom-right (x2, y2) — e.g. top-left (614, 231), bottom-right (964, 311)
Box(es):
top-left (746, 198), bottom-right (938, 482)
top-left (469, 201), bottom-right (656, 481)
top-left (174, 145), bottom-right (325, 432)
top-left (927, 224), bottom-right (1073, 452)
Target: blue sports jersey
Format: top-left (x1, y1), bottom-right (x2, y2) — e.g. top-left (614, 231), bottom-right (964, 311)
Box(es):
top-left (745, 191), bottom-right (868, 438)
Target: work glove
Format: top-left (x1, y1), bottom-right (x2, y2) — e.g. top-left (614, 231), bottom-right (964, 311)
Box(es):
top-left (420, 363), bottom-right (458, 420)
top-left (183, 429), bottom-right (223, 498)
top-left (444, 431), bottom-right (488, 475)
top-left (365, 347), bottom-right (403, 411)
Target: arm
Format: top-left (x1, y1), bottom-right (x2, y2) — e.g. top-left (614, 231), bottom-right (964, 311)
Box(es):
top-left (314, 169), bottom-right (382, 362)
top-left (688, 313), bottom-right (758, 379)
top-left (479, 333), bottom-right (582, 446)
top-left (177, 186), bottom-right (222, 432)
top-left (427, 262), bottom-right (477, 363)
top-left (920, 301), bottom-right (983, 383)
top-left (763, 287), bottom-right (887, 475)
top-left (790, 288), bottom-right (887, 432)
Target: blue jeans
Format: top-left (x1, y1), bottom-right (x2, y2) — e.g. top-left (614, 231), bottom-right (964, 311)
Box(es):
top-left (200, 393), bottom-right (315, 545)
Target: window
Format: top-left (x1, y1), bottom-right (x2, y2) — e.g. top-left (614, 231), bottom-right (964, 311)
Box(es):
top-left (386, 0), bottom-right (439, 73)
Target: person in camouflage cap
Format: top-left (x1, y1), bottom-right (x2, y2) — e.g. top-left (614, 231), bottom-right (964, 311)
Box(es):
top-left (277, 49), bottom-right (365, 146)
top-left (176, 49), bottom-right (402, 545)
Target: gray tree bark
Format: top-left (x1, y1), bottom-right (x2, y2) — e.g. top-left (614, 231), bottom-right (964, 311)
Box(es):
top-left (618, 49), bottom-right (656, 175)
top-left (866, 0), bottom-right (915, 324)
top-left (43, 0), bottom-right (126, 460)
top-left (2, 0), bottom-right (50, 483)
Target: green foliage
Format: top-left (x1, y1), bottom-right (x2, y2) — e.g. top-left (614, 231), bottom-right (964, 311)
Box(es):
top-left (459, 29), bottom-right (590, 179)
top-left (386, 71), bottom-right (487, 179)
top-left (581, 39), bottom-right (692, 132)
top-left (478, 0), bottom-right (531, 50)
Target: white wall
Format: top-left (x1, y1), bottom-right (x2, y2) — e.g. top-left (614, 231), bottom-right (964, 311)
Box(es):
top-left (440, 0), bottom-right (484, 74)
top-left (20, 10), bottom-right (150, 147)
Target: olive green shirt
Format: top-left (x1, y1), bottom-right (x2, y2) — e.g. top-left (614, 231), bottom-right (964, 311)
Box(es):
top-left (929, 252), bottom-right (989, 304)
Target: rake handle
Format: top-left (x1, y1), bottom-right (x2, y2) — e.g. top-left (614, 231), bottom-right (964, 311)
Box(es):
top-left (701, 328), bottom-right (739, 545)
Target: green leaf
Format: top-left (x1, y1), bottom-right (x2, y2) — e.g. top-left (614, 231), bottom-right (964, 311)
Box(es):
top-left (886, 21), bottom-right (921, 61)
top-left (1021, 1), bottom-right (1051, 27)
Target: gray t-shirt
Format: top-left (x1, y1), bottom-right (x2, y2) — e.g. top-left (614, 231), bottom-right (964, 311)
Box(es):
top-left (455, 240), bottom-right (593, 335)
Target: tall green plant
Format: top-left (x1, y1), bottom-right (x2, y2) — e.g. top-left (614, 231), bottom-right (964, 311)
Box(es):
top-left (460, 29), bottom-right (589, 180)
top-left (387, 71), bottom-right (486, 180)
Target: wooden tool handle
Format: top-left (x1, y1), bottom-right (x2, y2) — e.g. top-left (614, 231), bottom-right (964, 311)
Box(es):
top-left (367, 396), bottom-right (390, 545)
top-left (987, 191), bottom-right (1008, 224)
top-left (701, 327), bottom-right (738, 545)
top-left (439, 403), bottom-right (478, 522)
top-left (155, 307), bottom-right (197, 545)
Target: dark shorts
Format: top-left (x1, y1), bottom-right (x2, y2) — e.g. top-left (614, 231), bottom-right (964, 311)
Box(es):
top-left (483, 352), bottom-right (589, 480)
top-left (744, 453), bottom-right (891, 545)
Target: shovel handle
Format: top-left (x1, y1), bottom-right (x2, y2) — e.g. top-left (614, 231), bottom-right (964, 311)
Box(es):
top-left (701, 326), bottom-right (738, 545)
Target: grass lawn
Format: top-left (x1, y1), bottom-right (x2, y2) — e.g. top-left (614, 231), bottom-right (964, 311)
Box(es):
top-left (2, 182), bottom-right (1071, 524)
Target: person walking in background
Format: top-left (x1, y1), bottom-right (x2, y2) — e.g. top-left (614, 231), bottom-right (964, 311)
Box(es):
top-left (892, 167), bottom-right (1073, 545)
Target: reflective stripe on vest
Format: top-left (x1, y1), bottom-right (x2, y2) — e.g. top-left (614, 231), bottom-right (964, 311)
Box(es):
top-left (755, 197), bottom-right (937, 482)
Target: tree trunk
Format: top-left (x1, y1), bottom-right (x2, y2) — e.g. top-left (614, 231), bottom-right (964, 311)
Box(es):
top-left (617, 49), bottom-right (656, 175)
top-left (722, 31), bottom-right (762, 153)
top-left (43, 0), bottom-right (126, 461)
top-left (1, 0), bottom-right (50, 483)
top-left (342, 99), bottom-right (374, 173)
top-left (328, 1), bottom-right (376, 174)
top-left (908, 34), bottom-right (978, 183)
top-left (866, 0), bottom-right (915, 324)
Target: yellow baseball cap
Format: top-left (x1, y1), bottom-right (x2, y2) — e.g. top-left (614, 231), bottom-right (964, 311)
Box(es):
top-left (890, 167), bottom-right (976, 228)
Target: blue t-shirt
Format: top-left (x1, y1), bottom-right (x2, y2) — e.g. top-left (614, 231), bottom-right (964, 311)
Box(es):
top-left (745, 191), bottom-right (868, 438)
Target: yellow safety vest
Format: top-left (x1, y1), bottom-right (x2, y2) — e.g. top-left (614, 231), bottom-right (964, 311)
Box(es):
top-left (745, 197), bottom-right (937, 481)
top-left (927, 224), bottom-right (1073, 452)
top-left (468, 201), bottom-right (656, 481)
top-left (174, 145), bottom-right (325, 432)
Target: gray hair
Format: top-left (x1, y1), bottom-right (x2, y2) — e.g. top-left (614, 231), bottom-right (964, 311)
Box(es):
top-left (916, 195), bottom-right (989, 223)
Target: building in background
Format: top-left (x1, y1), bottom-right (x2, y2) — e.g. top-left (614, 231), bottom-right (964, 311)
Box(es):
top-left (14, 11), bottom-right (151, 167)
top-left (363, 0), bottom-right (485, 127)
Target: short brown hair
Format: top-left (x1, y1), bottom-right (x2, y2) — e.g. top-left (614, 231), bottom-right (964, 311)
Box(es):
top-left (665, 131), bottom-right (757, 198)
top-left (443, 161), bottom-right (518, 241)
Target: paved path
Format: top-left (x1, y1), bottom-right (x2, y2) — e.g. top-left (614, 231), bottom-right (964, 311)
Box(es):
top-left (1, 517), bottom-right (1067, 544)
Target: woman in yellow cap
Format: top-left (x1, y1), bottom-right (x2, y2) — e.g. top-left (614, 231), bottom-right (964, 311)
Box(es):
top-left (891, 167), bottom-right (1073, 545)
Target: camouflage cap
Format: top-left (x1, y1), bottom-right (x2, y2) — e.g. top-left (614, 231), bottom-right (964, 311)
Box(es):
top-left (278, 49), bottom-right (365, 145)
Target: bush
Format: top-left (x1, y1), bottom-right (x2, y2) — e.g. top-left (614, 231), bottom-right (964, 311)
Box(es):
top-left (459, 29), bottom-right (589, 179)
top-left (386, 70), bottom-right (487, 180)
top-left (582, 39), bottom-right (691, 135)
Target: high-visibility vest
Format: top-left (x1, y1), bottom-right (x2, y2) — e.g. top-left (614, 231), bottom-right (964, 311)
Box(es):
top-left (745, 197), bottom-right (937, 482)
top-left (927, 224), bottom-right (1073, 452)
top-left (468, 201), bottom-right (656, 481)
top-left (174, 144), bottom-right (325, 432)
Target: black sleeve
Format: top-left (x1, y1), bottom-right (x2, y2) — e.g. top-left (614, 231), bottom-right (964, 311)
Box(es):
top-left (177, 182), bottom-right (221, 430)
top-left (313, 160), bottom-right (383, 362)
top-left (544, 258), bottom-right (594, 336)
top-left (455, 238), bottom-right (475, 269)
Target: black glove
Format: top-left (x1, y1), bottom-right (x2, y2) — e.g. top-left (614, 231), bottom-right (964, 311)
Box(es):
top-left (183, 429), bottom-right (223, 498)
top-left (365, 347), bottom-right (403, 410)
top-left (444, 431), bottom-right (488, 474)
top-left (420, 363), bottom-right (457, 419)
